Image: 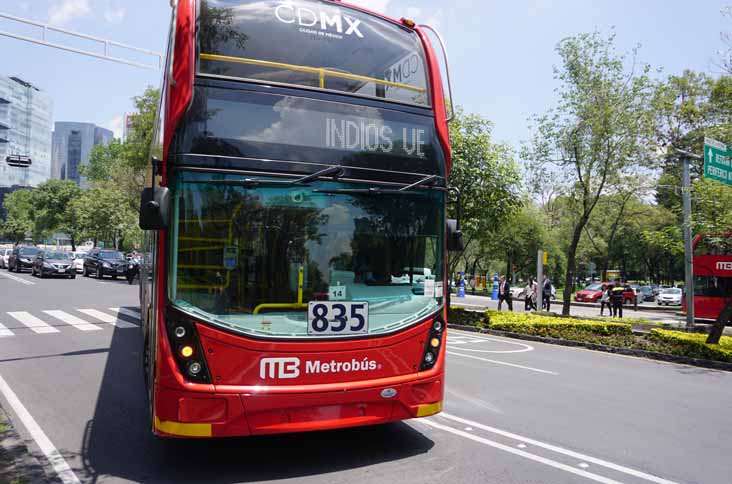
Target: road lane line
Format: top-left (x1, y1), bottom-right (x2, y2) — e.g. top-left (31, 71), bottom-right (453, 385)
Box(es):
top-left (0, 322), bottom-right (13, 337)
top-left (0, 271), bottom-right (35, 285)
top-left (439, 413), bottom-right (679, 484)
top-left (43, 310), bottom-right (102, 331)
top-left (446, 350), bottom-right (557, 375)
top-left (0, 373), bottom-right (81, 484)
top-left (77, 309), bottom-right (136, 328)
top-left (7, 312), bottom-right (59, 334)
top-left (419, 418), bottom-right (625, 484)
top-left (108, 307), bottom-right (141, 320)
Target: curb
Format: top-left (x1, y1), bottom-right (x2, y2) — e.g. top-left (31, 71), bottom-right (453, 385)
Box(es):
top-left (447, 324), bottom-right (732, 372)
top-left (0, 404), bottom-right (51, 484)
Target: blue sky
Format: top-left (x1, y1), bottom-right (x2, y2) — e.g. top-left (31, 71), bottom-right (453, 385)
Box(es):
top-left (1, 0), bottom-right (729, 149)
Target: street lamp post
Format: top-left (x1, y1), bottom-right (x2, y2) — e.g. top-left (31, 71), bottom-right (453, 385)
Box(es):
top-left (675, 149), bottom-right (703, 331)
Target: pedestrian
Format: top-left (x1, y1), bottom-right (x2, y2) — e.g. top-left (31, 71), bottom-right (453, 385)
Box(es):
top-left (599, 284), bottom-right (610, 316)
top-left (498, 275), bottom-right (513, 311)
top-left (611, 283), bottom-right (625, 318)
top-left (524, 278), bottom-right (535, 311)
top-left (542, 274), bottom-right (552, 312)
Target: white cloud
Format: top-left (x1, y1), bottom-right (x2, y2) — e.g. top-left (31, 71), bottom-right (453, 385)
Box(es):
top-left (48, 0), bottom-right (91, 26)
top-left (104, 6), bottom-right (126, 24)
top-left (103, 115), bottom-right (124, 140)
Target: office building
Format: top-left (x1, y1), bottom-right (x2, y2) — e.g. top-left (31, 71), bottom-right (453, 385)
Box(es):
top-left (51, 122), bottom-right (113, 186)
top-left (0, 75), bottom-right (53, 188)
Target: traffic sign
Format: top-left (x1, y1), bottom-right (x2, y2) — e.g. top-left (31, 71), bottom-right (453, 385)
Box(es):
top-left (703, 137), bottom-right (732, 186)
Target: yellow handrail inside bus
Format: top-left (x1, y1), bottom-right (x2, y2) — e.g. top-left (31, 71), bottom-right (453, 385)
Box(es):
top-left (252, 265), bottom-right (307, 314)
top-left (199, 53), bottom-right (426, 93)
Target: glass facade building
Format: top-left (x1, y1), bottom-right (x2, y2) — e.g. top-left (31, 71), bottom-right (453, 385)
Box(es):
top-left (51, 122), bottom-right (113, 186)
top-left (0, 76), bottom-right (53, 188)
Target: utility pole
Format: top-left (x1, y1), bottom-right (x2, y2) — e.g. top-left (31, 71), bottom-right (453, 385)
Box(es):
top-left (536, 250), bottom-right (544, 312)
top-left (676, 148), bottom-right (702, 331)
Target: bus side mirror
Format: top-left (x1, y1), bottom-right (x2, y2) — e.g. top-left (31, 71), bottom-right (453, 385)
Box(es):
top-left (139, 187), bottom-right (171, 230)
top-left (446, 219), bottom-right (463, 252)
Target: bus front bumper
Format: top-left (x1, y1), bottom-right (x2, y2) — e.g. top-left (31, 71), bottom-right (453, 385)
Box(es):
top-left (153, 375), bottom-right (443, 438)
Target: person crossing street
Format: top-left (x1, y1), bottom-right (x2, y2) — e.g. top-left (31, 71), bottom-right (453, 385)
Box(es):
top-left (498, 275), bottom-right (513, 311)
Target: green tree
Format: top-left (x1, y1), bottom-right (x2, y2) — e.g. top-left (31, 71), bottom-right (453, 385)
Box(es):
top-left (71, 183), bottom-right (138, 249)
top-left (2, 189), bottom-right (34, 243)
top-left (447, 106), bottom-right (522, 275)
top-left (31, 180), bottom-right (83, 249)
top-left (525, 32), bottom-right (657, 315)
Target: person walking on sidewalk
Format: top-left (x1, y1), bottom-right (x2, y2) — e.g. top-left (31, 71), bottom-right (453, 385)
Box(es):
top-left (600, 284), bottom-right (611, 316)
top-left (524, 278), bottom-right (536, 311)
top-left (611, 283), bottom-right (625, 318)
top-left (498, 275), bottom-right (513, 311)
top-left (542, 274), bottom-right (552, 312)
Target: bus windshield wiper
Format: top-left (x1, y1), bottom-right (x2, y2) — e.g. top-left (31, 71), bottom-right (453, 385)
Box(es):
top-left (313, 187), bottom-right (421, 196)
top-left (400, 174), bottom-right (440, 191)
top-left (190, 178), bottom-right (292, 187)
top-left (290, 165), bottom-right (344, 185)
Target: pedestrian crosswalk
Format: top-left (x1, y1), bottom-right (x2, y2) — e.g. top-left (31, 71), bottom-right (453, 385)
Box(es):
top-left (0, 307), bottom-right (140, 338)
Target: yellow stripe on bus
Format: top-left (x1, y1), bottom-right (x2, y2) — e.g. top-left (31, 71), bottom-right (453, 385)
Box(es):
top-left (200, 53), bottom-right (426, 93)
top-left (154, 416), bottom-right (212, 437)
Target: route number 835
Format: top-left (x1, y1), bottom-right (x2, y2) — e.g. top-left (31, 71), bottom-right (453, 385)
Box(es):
top-left (307, 301), bottom-right (369, 335)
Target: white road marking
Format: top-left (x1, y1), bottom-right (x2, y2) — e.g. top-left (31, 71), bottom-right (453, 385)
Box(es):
top-left (517, 443), bottom-right (527, 449)
top-left (447, 350), bottom-right (557, 375)
top-left (420, 418), bottom-right (625, 484)
top-left (43, 310), bottom-right (102, 331)
top-left (0, 322), bottom-right (13, 337)
top-left (77, 309), bottom-right (136, 328)
top-left (7, 311), bottom-right (59, 334)
top-left (579, 463), bottom-right (590, 469)
top-left (0, 271), bottom-right (35, 285)
top-left (439, 413), bottom-right (679, 484)
top-left (0, 373), bottom-right (81, 484)
top-left (108, 307), bottom-right (141, 320)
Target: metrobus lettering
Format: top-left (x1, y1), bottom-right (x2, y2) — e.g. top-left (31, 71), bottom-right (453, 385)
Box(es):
top-left (716, 261), bottom-right (732, 271)
top-left (325, 117), bottom-right (425, 157)
top-left (275, 4), bottom-right (364, 38)
top-left (259, 357), bottom-right (378, 379)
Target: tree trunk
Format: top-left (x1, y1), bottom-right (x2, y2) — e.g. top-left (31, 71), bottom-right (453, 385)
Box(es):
top-left (70, 235), bottom-right (76, 252)
top-left (706, 299), bottom-right (732, 345)
top-left (563, 218), bottom-right (587, 316)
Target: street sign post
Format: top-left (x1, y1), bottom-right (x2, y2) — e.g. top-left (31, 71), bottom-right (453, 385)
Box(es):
top-left (704, 137), bottom-right (732, 186)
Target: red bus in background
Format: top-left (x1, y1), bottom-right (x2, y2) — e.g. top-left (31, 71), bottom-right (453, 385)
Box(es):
top-left (138, 0), bottom-right (458, 438)
top-left (687, 234), bottom-right (732, 320)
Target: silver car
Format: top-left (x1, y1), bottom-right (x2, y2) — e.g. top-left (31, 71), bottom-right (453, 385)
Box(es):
top-left (657, 287), bottom-right (682, 306)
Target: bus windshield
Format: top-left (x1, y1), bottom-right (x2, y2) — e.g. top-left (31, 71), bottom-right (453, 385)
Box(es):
top-left (169, 170), bottom-right (444, 337)
top-left (198, 0), bottom-right (430, 106)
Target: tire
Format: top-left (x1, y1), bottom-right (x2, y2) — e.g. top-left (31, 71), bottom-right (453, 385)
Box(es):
top-left (96, 267), bottom-right (102, 279)
top-left (8, 263), bottom-right (12, 272)
top-left (83, 266), bottom-right (89, 277)
top-left (112, 275), bottom-right (117, 280)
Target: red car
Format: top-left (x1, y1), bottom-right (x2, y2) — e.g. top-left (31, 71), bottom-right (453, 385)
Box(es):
top-left (575, 283), bottom-right (636, 304)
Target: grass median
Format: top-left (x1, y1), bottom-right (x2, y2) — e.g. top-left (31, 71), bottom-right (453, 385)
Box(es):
top-left (448, 307), bottom-right (732, 365)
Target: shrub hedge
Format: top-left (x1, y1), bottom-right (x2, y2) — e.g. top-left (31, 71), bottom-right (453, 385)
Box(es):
top-left (649, 329), bottom-right (732, 362)
top-left (485, 310), bottom-right (632, 338)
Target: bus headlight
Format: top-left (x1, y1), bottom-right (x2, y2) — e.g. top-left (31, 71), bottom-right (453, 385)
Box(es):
top-left (166, 311), bottom-right (212, 384)
top-left (420, 316), bottom-right (444, 371)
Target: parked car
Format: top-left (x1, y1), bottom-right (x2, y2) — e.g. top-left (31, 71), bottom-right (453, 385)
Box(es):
top-left (639, 285), bottom-right (655, 302)
top-left (70, 251), bottom-right (86, 273)
top-left (0, 248), bottom-right (11, 269)
top-left (575, 282), bottom-right (636, 304)
top-left (7, 245), bottom-right (40, 273)
top-left (83, 248), bottom-right (128, 279)
top-left (31, 250), bottom-right (75, 279)
top-left (657, 287), bottom-right (683, 306)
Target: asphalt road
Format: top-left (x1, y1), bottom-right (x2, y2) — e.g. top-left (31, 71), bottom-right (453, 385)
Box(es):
top-left (0, 268), bottom-right (730, 484)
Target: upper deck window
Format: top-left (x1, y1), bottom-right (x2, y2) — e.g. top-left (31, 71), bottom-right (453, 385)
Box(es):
top-left (197, 0), bottom-right (430, 106)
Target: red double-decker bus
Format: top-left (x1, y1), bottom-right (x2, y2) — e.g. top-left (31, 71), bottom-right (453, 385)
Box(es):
top-left (138, 0), bottom-right (458, 437)
top-left (687, 234), bottom-right (732, 320)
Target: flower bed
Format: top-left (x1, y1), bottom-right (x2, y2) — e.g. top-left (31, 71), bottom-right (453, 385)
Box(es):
top-left (649, 329), bottom-right (732, 362)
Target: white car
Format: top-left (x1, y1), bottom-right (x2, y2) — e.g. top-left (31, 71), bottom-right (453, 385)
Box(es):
top-left (0, 248), bottom-right (11, 269)
top-left (657, 287), bottom-right (682, 306)
top-left (71, 252), bottom-right (86, 273)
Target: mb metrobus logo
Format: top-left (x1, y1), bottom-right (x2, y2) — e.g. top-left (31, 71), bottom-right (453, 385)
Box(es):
top-left (275, 3), bottom-right (364, 38)
top-left (260, 357), bottom-right (300, 379)
top-left (716, 261), bottom-right (732, 271)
